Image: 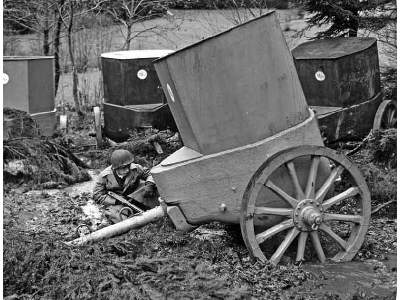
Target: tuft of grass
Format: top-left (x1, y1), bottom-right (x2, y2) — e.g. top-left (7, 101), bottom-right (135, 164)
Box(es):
top-left (349, 129), bottom-right (397, 217)
top-left (367, 129), bottom-right (396, 168)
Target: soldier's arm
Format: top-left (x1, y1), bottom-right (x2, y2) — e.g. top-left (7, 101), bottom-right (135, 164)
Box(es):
top-left (93, 176), bottom-right (116, 205)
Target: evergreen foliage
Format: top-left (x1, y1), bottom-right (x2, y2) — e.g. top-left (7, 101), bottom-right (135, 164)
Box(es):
top-left (293, 0), bottom-right (396, 38)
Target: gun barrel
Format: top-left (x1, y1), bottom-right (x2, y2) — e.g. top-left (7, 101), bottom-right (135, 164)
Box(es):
top-left (108, 191), bottom-right (144, 213)
top-left (66, 206), bottom-right (165, 246)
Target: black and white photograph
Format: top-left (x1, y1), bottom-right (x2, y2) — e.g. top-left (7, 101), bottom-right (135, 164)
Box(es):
top-left (3, 0), bottom-right (397, 299)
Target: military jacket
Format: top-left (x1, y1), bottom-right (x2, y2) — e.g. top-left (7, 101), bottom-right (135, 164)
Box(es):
top-left (93, 163), bottom-right (154, 205)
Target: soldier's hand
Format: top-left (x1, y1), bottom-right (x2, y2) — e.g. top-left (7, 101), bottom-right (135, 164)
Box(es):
top-left (102, 195), bottom-right (117, 206)
top-left (144, 182), bottom-right (157, 198)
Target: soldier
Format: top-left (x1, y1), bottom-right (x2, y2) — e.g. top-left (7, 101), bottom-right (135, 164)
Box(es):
top-left (93, 149), bottom-right (158, 224)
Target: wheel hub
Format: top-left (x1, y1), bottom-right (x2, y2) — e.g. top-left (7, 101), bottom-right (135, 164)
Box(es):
top-left (293, 199), bottom-right (323, 231)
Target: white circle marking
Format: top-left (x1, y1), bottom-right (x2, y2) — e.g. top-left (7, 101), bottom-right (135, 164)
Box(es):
top-left (315, 70), bottom-right (326, 82)
top-left (137, 69), bottom-right (148, 80)
top-left (3, 73), bottom-right (9, 85)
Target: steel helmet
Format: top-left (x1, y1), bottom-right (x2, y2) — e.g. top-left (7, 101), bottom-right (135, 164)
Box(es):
top-left (110, 149), bottom-right (134, 169)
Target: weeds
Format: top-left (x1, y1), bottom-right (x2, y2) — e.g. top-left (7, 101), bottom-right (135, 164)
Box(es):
top-left (349, 129), bottom-right (397, 217)
top-left (367, 129), bottom-right (397, 167)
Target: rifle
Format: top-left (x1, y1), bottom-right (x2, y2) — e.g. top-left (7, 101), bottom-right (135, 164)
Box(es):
top-left (107, 191), bottom-right (144, 217)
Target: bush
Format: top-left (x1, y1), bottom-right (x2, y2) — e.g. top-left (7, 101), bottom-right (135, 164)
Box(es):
top-left (381, 68), bottom-right (397, 101)
top-left (368, 129), bottom-right (397, 168)
top-left (349, 129), bottom-right (397, 217)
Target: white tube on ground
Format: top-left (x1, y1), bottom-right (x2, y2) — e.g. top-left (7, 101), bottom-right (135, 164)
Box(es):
top-left (66, 206), bottom-right (165, 246)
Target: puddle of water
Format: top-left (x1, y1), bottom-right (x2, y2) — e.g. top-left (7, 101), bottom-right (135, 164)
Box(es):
top-left (62, 169), bottom-right (100, 197)
top-left (298, 256), bottom-right (397, 299)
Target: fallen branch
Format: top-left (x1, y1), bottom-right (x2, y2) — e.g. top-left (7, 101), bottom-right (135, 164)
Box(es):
top-left (371, 199), bottom-right (396, 215)
top-left (346, 131), bottom-right (373, 156)
top-left (73, 150), bottom-right (105, 155)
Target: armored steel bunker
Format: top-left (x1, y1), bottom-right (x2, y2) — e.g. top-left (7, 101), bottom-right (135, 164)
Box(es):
top-left (292, 38), bottom-right (396, 143)
top-left (72, 12), bottom-right (371, 266)
top-left (101, 50), bottom-right (177, 141)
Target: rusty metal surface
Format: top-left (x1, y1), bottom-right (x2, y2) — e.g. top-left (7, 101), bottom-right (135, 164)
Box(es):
top-left (292, 38), bottom-right (381, 107)
top-left (154, 11), bottom-right (310, 155)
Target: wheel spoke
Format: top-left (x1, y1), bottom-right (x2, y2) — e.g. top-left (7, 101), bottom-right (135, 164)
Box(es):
top-left (316, 165), bottom-right (344, 203)
top-left (286, 161), bottom-right (305, 200)
top-left (322, 187), bottom-right (360, 210)
top-left (242, 146), bottom-right (370, 265)
top-left (319, 223), bottom-right (347, 250)
top-left (310, 231), bottom-right (326, 263)
top-left (324, 213), bottom-right (363, 223)
top-left (254, 207), bottom-right (293, 216)
top-left (305, 156), bottom-right (320, 198)
top-left (256, 219), bottom-right (294, 244)
top-left (270, 227), bottom-right (300, 265)
top-left (265, 180), bottom-right (298, 207)
top-left (387, 109), bottom-right (396, 126)
top-left (296, 232), bottom-right (308, 262)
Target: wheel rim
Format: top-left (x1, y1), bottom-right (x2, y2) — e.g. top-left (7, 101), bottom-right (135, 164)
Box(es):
top-left (374, 100), bottom-right (397, 130)
top-left (240, 145), bottom-right (371, 265)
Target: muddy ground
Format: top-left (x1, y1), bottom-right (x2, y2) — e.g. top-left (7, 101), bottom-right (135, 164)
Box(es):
top-left (3, 121), bottom-right (397, 300)
top-left (3, 180), bottom-right (396, 299)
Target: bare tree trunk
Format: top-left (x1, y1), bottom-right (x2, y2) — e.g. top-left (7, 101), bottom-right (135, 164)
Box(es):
top-left (67, 0), bottom-right (82, 116)
top-left (348, 10), bottom-right (359, 37)
top-left (43, 4), bottom-right (50, 55)
top-left (43, 28), bottom-right (50, 55)
top-left (53, 0), bottom-right (65, 96)
top-left (124, 23), bottom-right (132, 50)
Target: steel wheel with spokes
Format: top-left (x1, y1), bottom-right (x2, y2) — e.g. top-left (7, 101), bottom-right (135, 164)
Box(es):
top-left (240, 145), bottom-right (371, 265)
